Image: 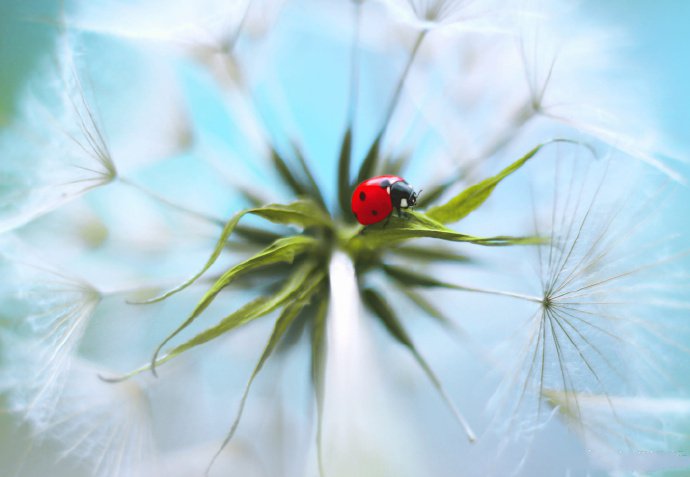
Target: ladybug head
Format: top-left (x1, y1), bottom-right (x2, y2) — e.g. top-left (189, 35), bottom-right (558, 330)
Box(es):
top-left (408, 189), bottom-right (421, 208)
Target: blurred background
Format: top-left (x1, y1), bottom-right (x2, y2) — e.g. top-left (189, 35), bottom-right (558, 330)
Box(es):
top-left (1, 1), bottom-right (689, 476)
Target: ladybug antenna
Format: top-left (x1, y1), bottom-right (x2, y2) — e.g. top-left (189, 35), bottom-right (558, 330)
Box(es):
top-left (411, 188), bottom-right (422, 208)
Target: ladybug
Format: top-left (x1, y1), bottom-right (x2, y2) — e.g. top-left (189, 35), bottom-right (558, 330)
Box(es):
top-left (351, 175), bottom-right (419, 226)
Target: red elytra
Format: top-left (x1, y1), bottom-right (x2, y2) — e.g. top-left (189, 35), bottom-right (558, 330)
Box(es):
top-left (351, 175), bottom-right (405, 225)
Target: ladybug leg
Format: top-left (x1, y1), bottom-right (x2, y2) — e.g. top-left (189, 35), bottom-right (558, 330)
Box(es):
top-left (383, 213), bottom-right (392, 228)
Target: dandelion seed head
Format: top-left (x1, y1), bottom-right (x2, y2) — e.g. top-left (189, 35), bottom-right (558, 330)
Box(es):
top-left (482, 150), bottom-right (690, 463)
top-left (31, 360), bottom-right (156, 477)
top-left (68, 0), bottom-right (250, 49)
top-left (378, 0), bottom-right (525, 33)
top-left (0, 246), bottom-right (101, 427)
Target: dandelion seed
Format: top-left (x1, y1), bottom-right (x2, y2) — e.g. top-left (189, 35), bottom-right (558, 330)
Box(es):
top-left (0, 243), bottom-right (102, 427)
top-left (0, 40), bottom-right (117, 233)
top-left (19, 360), bottom-right (155, 477)
top-left (515, 8), bottom-right (683, 179)
top-left (489, 153), bottom-right (690, 453)
top-left (545, 391), bottom-right (690, 472)
top-left (66, 0), bottom-right (251, 51)
top-left (378, 0), bottom-right (522, 33)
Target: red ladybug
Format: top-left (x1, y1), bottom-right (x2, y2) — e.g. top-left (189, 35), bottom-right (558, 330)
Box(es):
top-left (351, 175), bottom-right (419, 225)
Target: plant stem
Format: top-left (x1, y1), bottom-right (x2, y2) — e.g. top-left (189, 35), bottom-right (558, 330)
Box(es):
top-left (379, 30), bottom-right (427, 141)
top-left (347, 1), bottom-right (363, 128)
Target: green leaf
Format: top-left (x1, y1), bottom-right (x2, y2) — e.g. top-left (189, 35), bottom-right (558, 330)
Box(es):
top-left (388, 244), bottom-right (472, 263)
top-left (362, 288), bottom-right (476, 442)
top-left (133, 199), bottom-right (330, 305)
top-left (362, 288), bottom-right (412, 346)
top-left (234, 224), bottom-right (286, 245)
top-left (251, 199), bottom-right (332, 229)
top-left (382, 263), bottom-right (542, 303)
top-left (355, 131), bottom-right (382, 184)
top-left (381, 151), bottom-right (411, 177)
top-left (310, 294), bottom-right (329, 477)
top-left (213, 261), bottom-right (291, 290)
top-left (271, 146), bottom-right (308, 197)
top-left (382, 263), bottom-right (459, 288)
top-left (166, 261), bottom-right (321, 357)
top-left (150, 236), bottom-right (318, 375)
top-left (235, 184), bottom-right (270, 208)
top-left (291, 140), bottom-right (327, 209)
top-left (101, 263), bottom-right (322, 383)
top-left (337, 127), bottom-right (353, 218)
top-left (205, 269), bottom-right (327, 474)
top-left (391, 283), bottom-right (457, 331)
top-left (350, 210), bottom-right (541, 250)
top-left (132, 210), bottom-right (249, 305)
top-left (426, 140), bottom-right (576, 224)
top-left (417, 174), bottom-right (460, 208)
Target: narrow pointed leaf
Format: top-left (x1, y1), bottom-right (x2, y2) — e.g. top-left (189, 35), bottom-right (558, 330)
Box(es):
top-left (426, 140), bottom-right (583, 224)
top-left (362, 288), bottom-right (476, 442)
top-left (102, 263), bottom-right (322, 383)
top-left (251, 200), bottom-right (332, 229)
top-left (351, 210), bottom-right (541, 250)
top-left (133, 199), bottom-right (330, 305)
top-left (236, 185), bottom-right (271, 208)
top-left (132, 209), bottom-right (249, 305)
top-left (418, 175), bottom-right (460, 208)
top-left (271, 146), bottom-right (308, 196)
top-left (355, 132), bottom-right (382, 184)
top-left (311, 294), bottom-right (329, 477)
top-left (382, 263), bottom-right (460, 288)
top-left (392, 283), bottom-right (456, 331)
top-left (337, 127), bottom-right (353, 217)
top-left (205, 271), bottom-right (327, 474)
top-left (362, 288), bottom-right (413, 347)
top-left (383, 263), bottom-right (542, 303)
top-left (389, 244), bottom-right (472, 263)
top-left (165, 262), bottom-right (321, 367)
top-left (234, 224), bottom-right (286, 245)
top-left (150, 237), bottom-right (318, 374)
top-left (219, 261), bottom-right (291, 289)
top-left (381, 151), bottom-right (411, 177)
top-left (292, 141), bottom-right (327, 209)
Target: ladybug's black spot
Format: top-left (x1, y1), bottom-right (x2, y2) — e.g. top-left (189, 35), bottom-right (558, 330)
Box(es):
top-left (372, 210), bottom-right (378, 216)
top-left (379, 179), bottom-right (391, 188)
top-left (359, 191), bottom-right (366, 201)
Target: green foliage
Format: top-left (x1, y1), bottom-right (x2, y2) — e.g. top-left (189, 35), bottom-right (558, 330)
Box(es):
top-left (362, 288), bottom-right (476, 441)
top-left (150, 236), bottom-right (319, 374)
top-left (388, 244), bottom-right (472, 263)
top-left (337, 127), bottom-right (354, 217)
top-left (134, 199), bottom-right (330, 305)
top-left (349, 210), bottom-right (540, 251)
top-left (427, 139), bottom-right (579, 224)
top-left (270, 147), bottom-right (309, 197)
top-left (104, 129), bottom-right (564, 459)
top-left (206, 268), bottom-right (327, 471)
top-left (355, 132), bottom-right (382, 184)
top-left (426, 142), bottom-right (551, 224)
top-left (291, 141), bottom-right (327, 208)
top-left (393, 286), bottom-right (458, 331)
